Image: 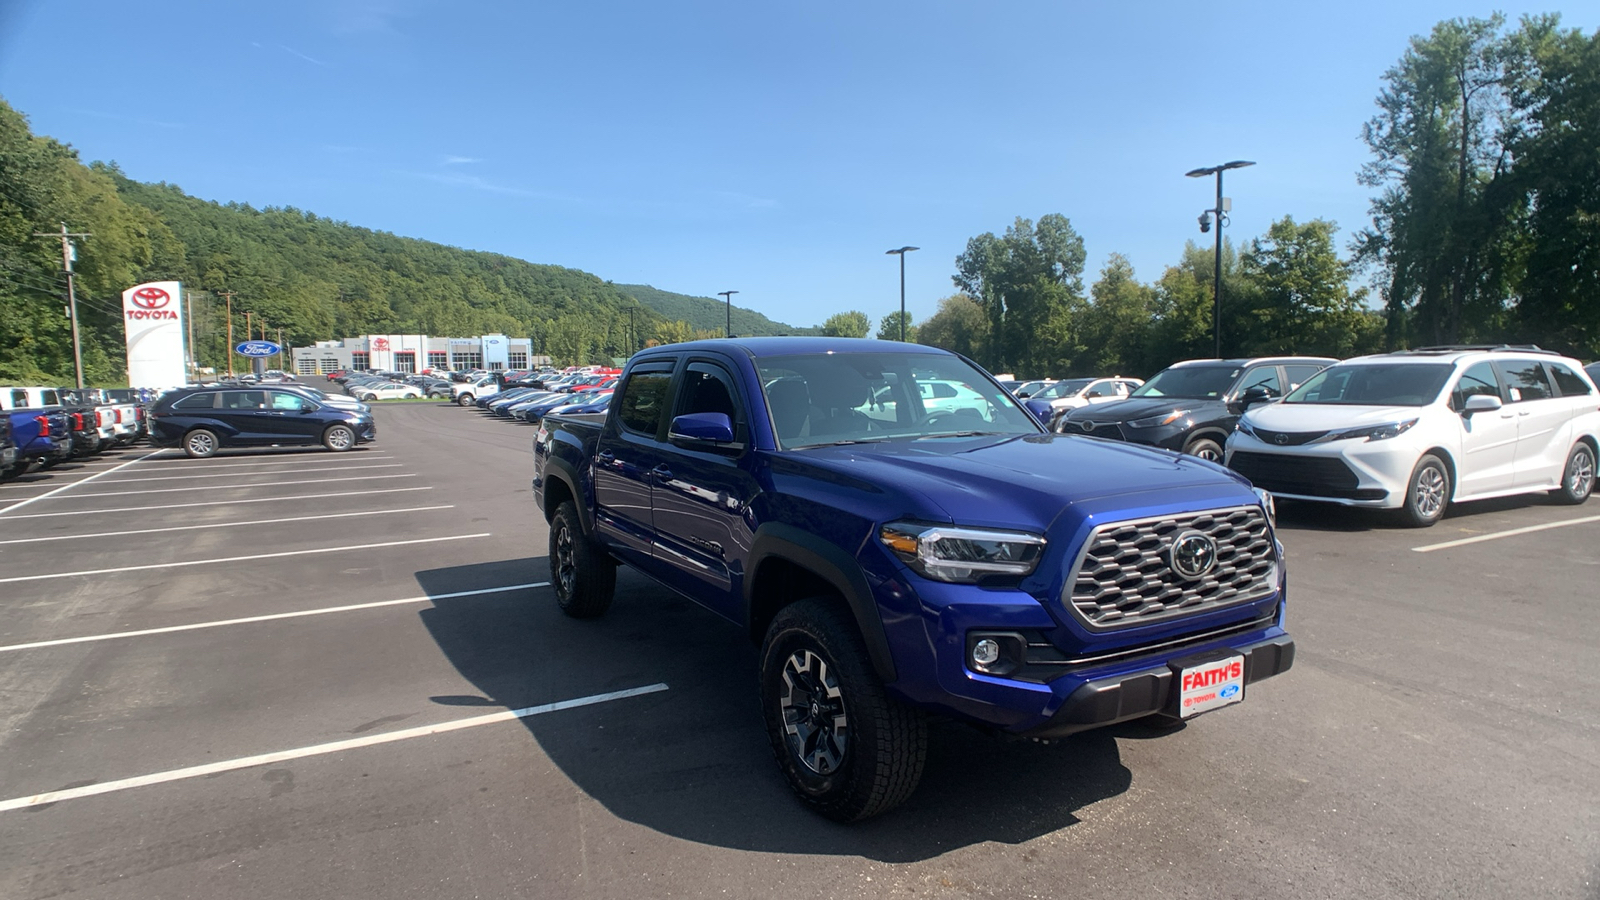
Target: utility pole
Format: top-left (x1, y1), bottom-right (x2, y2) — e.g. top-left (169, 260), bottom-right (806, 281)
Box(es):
top-left (35, 223), bottom-right (92, 388)
top-left (718, 291), bottom-right (739, 338)
top-left (219, 291), bottom-right (237, 377)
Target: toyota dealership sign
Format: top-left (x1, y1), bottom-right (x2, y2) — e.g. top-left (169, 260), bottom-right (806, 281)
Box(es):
top-left (121, 281), bottom-right (186, 388)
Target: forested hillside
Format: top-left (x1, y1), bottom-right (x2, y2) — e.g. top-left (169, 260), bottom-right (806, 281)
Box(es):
top-left (616, 283), bottom-right (818, 337)
top-left (0, 99), bottom-right (741, 384)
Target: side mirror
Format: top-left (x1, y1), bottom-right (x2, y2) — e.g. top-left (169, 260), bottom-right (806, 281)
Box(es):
top-left (669, 412), bottom-right (735, 445)
top-left (1085, 389), bottom-right (1105, 399)
top-left (301, 403), bottom-right (318, 413)
top-left (1235, 385), bottom-right (1276, 410)
top-left (1024, 399), bottom-right (1055, 424)
top-left (1462, 394), bottom-right (1502, 415)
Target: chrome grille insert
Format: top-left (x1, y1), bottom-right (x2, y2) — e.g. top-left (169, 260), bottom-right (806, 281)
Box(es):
top-left (1063, 506), bottom-right (1277, 629)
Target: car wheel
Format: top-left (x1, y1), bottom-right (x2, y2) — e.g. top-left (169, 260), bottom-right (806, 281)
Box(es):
top-left (759, 598), bottom-right (927, 822)
top-left (1399, 453), bottom-right (1450, 527)
top-left (1551, 443), bottom-right (1595, 505)
top-left (549, 501), bottom-right (616, 618)
top-left (322, 424), bottom-right (356, 452)
top-left (1182, 437), bottom-right (1224, 463)
top-left (360, 393), bottom-right (377, 402)
top-left (457, 394), bottom-right (474, 407)
top-left (184, 428), bottom-right (219, 459)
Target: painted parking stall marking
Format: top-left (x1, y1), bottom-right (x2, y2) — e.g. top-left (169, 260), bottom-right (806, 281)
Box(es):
top-left (0, 683), bottom-right (670, 813)
top-left (0, 486), bottom-right (435, 520)
top-left (0, 505), bottom-right (455, 546)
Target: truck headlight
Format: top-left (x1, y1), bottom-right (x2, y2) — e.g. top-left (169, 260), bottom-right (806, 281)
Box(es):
top-left (879, 522), bottom-right (1046, 583)
top-left (1252, 487), bottom-right (1276, 528)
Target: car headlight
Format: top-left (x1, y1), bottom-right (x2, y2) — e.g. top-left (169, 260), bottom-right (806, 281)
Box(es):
top-left (1235, 419), bottom-right (1259, 439)
top-left (1311, 419), bottom-right (1419, 443)
top-left (1252, 487), bottom-right (1276, 528)
top-left (879, 521), bottom-right (1046, 583)
top-left (1129, 409), bottom-right (1192, 428)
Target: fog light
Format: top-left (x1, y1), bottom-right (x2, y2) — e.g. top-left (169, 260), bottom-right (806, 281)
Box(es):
top-left (972, 638), bottom-right (1001, 666)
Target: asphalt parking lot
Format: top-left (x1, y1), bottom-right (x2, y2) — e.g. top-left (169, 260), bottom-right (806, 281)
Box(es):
top-left (1, 402), bottom-right (1595, 900)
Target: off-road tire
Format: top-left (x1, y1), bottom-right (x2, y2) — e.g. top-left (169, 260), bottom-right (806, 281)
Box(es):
top-left (1399, 453), bottom-right (1450, 527)
top-left (549, 501), bottom-right (615, 618)
top-left (322, 424), bottom-right (356, 452)
top-left (1551, 443), bottom-right (1595, 505)
top-left (184, 428), bottom-right (219, 459)
top-left (1182, 436), bottom-right (1224, 463)
top-left (759, 598), bottom-right (927, 822)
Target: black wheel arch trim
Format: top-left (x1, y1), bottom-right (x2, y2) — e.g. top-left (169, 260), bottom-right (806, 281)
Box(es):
top-left (747, 522), bottom-right (897, 684)
top-left (540, 455), bottom-right (595, 535)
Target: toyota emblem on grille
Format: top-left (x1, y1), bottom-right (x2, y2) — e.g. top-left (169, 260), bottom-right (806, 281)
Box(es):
top-left (1080, 421), bottom-right (1095, 432)
top-left (1273, 432), bottom-right (1288, 445)
top-left (1169, 530), bottom-right (1218, 581)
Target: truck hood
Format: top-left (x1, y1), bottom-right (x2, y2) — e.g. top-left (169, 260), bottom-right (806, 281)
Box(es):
top-left (793, 433), bottom-right (1255, 534)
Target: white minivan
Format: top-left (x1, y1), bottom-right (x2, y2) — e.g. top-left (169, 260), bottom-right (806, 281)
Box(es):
top-left (1226, 347), bottom-right (1599, 526)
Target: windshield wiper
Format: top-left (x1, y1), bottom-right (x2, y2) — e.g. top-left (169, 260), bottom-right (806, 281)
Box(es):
top-left (915, 430), bottom-right (1003, 439)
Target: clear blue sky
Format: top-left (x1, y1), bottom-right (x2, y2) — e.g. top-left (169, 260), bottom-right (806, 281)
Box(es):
top-left (0, 1), bottom-right (1587, 331)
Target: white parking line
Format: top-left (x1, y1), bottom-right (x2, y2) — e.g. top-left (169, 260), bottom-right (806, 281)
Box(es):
top-left (0, 683), bottom-right (669, 813)
top-left (0, 486), bottom-right (433, 520)
top-left (130, 456), bottom-right (394, 473)
top-left (62, 473), bottom-right (416, 499)
top-left (0, 505), bottom-right (455, 546)
top-left (0, 581), bottom-right (546, 653)
top-left (1412, 513), bottom-right (1600, 552)
top-left (0, 533), bottom-right (491, 584)
top-left (0, 450), bottom-right (165, 518)
top-left (93, 463), bottom-right (403, 484)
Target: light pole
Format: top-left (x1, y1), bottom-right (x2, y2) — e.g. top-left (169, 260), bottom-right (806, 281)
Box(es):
top-left (718, 290), bottom-right (739, 338)
top-left (885, 246), bottom-right (918, 341)
top-left (1186, 160), bottom-right (1254, 358)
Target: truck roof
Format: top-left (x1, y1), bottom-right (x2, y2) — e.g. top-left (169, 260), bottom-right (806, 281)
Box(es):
top-left (635, 336), bottom-right (957, 360)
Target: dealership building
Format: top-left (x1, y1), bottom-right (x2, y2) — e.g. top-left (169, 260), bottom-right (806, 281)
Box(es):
top-left (289, 334), bottom-right (549, 375)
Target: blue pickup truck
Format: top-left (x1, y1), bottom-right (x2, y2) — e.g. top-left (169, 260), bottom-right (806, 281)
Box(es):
top-left (533, 338), bottom-right (1293, 821)
top-left (1, 387), bottom-right (74, 479)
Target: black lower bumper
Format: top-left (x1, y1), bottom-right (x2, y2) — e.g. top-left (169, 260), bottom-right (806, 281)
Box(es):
top-left (1019, 635), bottom-right (1295, 738)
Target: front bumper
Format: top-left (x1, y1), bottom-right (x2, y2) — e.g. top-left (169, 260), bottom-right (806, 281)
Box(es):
top-left (1017, 634), bottom-right (1294, 737)
top-left (1226, 434), bottom-right (1417, 508)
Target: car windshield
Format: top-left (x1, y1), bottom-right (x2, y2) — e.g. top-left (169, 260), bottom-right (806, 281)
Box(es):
top-left (1033, 378), bottom-right (1094, 399)
top-left (1284, 363), bottom-right (1454, 406)
top-left (1129, 365), bottom-right (1241, 400)
top-left (755, 352), bottom-right (1040, 449)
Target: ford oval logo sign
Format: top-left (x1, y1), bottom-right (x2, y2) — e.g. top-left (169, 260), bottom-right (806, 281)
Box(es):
top-left (1168, 530), bottom-right (1219, 581)
top-left (236, 340), bottom-right (281, 358)
top-left (1219, 685), bottom-right (1241, 700)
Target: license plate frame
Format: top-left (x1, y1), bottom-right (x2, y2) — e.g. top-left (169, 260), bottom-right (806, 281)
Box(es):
top-left (1173, 652), bottom-right (1246, 719)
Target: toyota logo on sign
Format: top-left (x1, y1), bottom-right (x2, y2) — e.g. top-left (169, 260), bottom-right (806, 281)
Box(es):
top-left (131, 287), bottom-right (171, 310)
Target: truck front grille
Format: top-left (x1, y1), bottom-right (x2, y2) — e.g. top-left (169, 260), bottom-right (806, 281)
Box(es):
top-left (1064, 506), bottom-right (1277, 629)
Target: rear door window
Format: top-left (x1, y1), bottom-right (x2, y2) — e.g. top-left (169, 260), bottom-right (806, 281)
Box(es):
top-left (1237, 367), bottom-right (1283, 397)
top-left (220, 391), bottom-right (267, 410)
top-left (1493, 360), bottom-right (1553, 403)
top-left (172, 392), bottom-right (217, 410)
top-left (1285, 365), bottom-right (1325, 391)
top-left (616, 363), bottom-right (675, 436)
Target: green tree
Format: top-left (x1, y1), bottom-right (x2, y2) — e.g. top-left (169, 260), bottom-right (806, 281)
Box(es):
top-left (916, 293), bottom-right (989, 361)
top-left (953, 214), bottom-right (1087, 375)
top-left (1237, 217), bottom-right (1384, 358)
top-left (1081, 254), bottom-right (1155, 376)
top-left (821, 310), bottom-right (870, 338)
top-left (1355, 15), bottom-right (1521, 347)
top-left (875, 310), bottom-right (917, 343)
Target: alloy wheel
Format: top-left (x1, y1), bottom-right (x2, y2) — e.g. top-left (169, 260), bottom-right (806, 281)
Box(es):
top-left (1569, 447), bottom-right (1595, 498)
top-left (554, 522), bottom-right (576, 597)
top-left (779, 648), bottom-right (849, 776)
top-left (1414, 464), bottom-right (1446, 517)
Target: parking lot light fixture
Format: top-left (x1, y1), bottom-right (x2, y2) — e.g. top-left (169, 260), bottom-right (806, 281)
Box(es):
top-left (1186, 161), bottom-right (1254, 358)
top-left (885, 246), bottom-right (919, 341)
top-left (718, 290), bottom-right (739, 338)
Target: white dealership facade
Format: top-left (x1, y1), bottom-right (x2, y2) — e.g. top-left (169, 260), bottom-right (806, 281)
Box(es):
top-left (289, 334), bottom-right (549, 375)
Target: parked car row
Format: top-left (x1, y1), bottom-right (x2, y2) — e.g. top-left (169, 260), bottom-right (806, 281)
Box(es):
top-left (1045, 346), bottom-right (1599, 527)
top-left (463, 372), bottom-right (620, 425)
top-left (0, 385), bottom-right (150, 480)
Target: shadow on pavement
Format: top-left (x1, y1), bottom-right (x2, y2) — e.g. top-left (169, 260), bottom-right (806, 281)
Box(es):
top-left (1274, 492), bottom-right (1559, 533)
top-left (415, 557), bottom-right (1131, 862)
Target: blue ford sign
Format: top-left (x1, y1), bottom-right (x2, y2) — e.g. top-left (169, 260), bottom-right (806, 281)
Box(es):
top-left (236, 340), bottom-right (281, 358)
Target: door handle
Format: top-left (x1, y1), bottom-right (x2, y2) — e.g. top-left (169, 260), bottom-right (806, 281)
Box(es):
top-left (597, 450), bottom-right (615, 464)
top-left (1518, 411), bottom-right (1530, 417)
top-left (651, 464), bottom-right (673, 479)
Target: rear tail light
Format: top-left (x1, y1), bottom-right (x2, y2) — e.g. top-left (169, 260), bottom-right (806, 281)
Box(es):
top-left (137, 407), bottom-right (145, 421)
top-left (37, 415), bottom-right (50, 437)
top-left (72, 412), bottom-right (84, 431)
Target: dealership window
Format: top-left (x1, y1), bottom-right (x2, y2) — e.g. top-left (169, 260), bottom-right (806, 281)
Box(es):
top-left (427, 351), bottom-right (449, 369)
top-left (351, 352), bottom-right (370, 371)
top-left (508, 351), bottom-right (529, 369)
top-left (295, 356), bottom-right (317, 375)
top-left (394, 351), bottom-right (417, 373)
top-left (451, 351), bottom-right (482, 370)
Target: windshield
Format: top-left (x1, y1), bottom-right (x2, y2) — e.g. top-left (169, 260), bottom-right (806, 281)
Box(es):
top-left (1033, 378), bottom-right (1094, 399)
top-left (755, 352), bottom-right (1041, 449)
top-left (1285, 363), bottom-right (1453, 406)
top-left (1129, 365), bottom-right (1241, 400)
